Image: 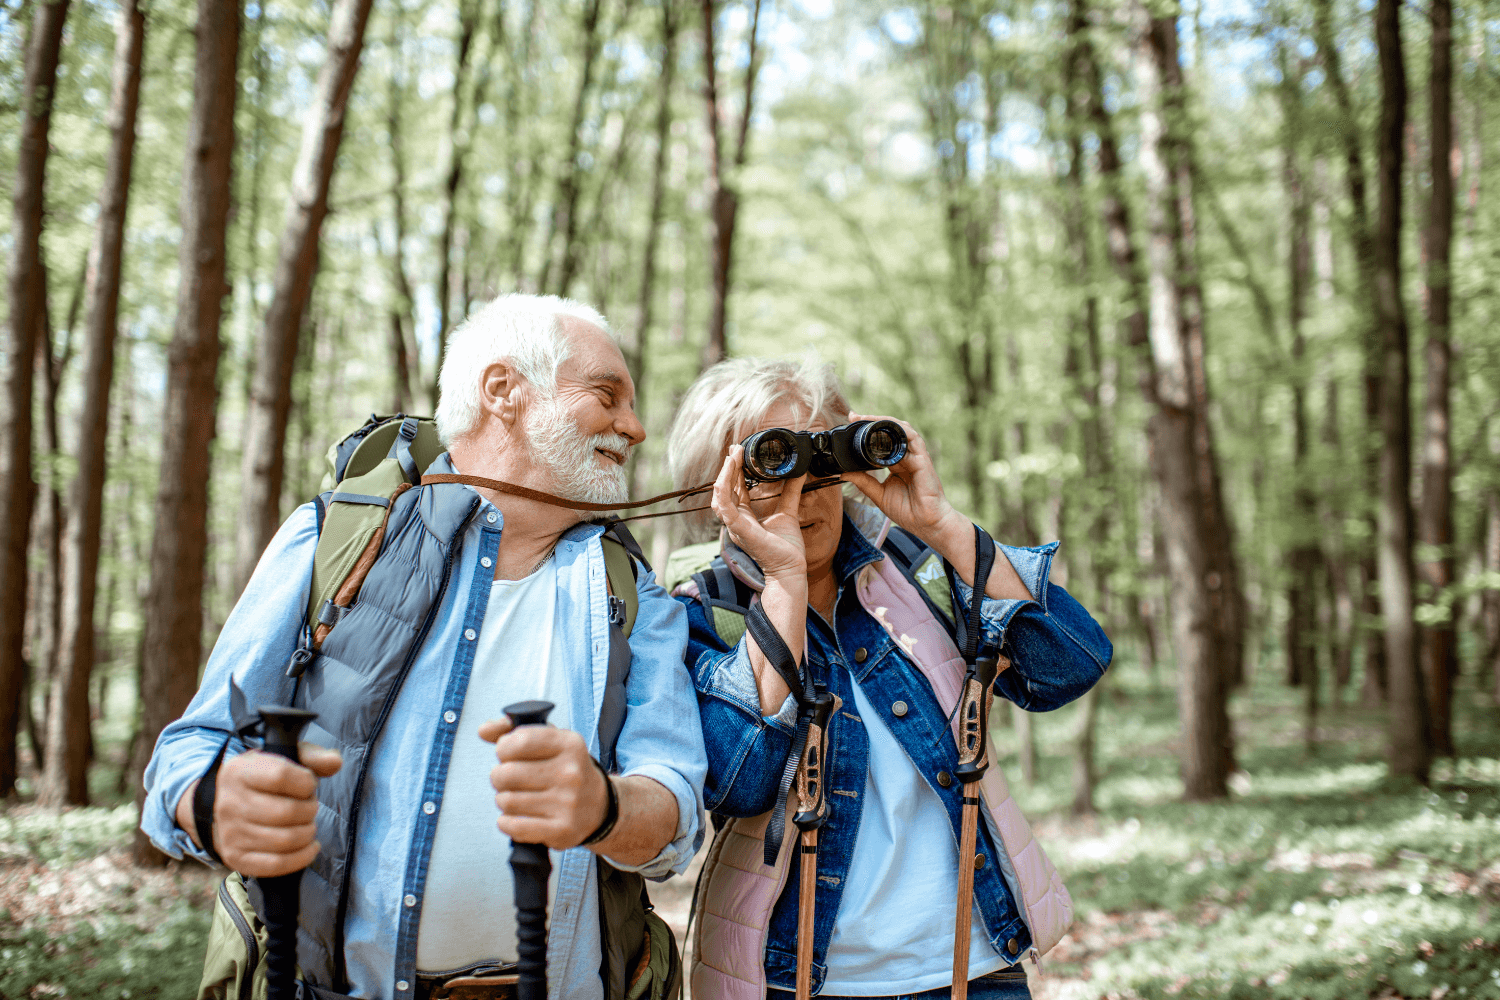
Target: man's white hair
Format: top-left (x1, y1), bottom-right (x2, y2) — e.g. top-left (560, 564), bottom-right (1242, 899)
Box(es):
top-left (434, 293), bottom-right (612, 444)
top-left (667, 356), bottom-right (852, 539)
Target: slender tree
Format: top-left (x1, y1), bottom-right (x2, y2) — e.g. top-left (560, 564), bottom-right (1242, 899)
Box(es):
top-left (39, 0), bottom-right (145, 807)
top-left (1, 0), bottom-right (69, 797)
top-left (1138, 4), bottom-right (1237, 799)
top-left (1372, 0), bottom-right (1429, 783)
top-left (430, 0), bottom-right (481, 407)
top-left (1419, 0), bottom-right (1456, 756)
top-left (701, 0), bottom-right (766, 368)
top-left (384, 13), bottom-right (417, 413)
top-left (1278, 43), bottom-right (1322, 747)
top-left (135, 0), bottom-right (241, 864)
top-left (629, 0), bottom-right (680, 396)
top-left (1311, 0), bottom-right (1386, 703)
top-left (236, 0), bottom-right (375, 591)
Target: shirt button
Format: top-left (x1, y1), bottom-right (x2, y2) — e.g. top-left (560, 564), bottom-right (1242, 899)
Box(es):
top-left (975, 853), bottom-right (986, 870)
top-left (481, 556), bottom-right (492, 568)
top-left (937, 771), bottom-right (953, 787)
top-left (853, 648), bottom-right (867, 663)
top-left (397, 981), bottom-right (410, 992)
top-left (423, 801), bottom-right (436, 815)
top-left (891, 701), bottom-right (908, 717)
top-left (464, 628), bottom-right (477, 641)
top-left (404, 894), bottom-right (416, 907)
top-left (1006, 938), bottom-right (1018, 955)
top-left (444, 710), bottom-right (457, 724)
top-left (486, 511), bottom-right (498, 523)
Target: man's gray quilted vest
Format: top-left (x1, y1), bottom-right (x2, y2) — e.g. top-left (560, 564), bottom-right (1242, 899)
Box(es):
top-left (291, 481), bottom-right (481, 990)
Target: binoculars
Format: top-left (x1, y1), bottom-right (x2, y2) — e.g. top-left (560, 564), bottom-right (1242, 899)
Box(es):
top-left (741, 420), bottom-right (908, 484)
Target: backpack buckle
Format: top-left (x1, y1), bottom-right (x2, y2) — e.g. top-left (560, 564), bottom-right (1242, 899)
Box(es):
top-left (607, 595), bottom-right (627, 629)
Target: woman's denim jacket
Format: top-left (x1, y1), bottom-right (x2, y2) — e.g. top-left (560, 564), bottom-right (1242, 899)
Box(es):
top-left (678, 515), bottom-right (1112, 994)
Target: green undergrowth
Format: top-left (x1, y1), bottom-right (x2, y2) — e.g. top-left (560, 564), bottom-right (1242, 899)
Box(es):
top-left (2, 658), bottom-right (1497, 998)
top-left (996, 663), bottom-right (1500, 1000)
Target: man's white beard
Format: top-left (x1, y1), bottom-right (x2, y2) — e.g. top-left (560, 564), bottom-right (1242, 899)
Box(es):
top-left (526, 396), bottom-right (631, 505)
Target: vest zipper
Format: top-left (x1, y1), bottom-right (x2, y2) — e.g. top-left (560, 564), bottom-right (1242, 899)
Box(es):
top-left (330, 495), bottom-right (480, 991)
top-left (217, 877), bottom-right (260, 1000)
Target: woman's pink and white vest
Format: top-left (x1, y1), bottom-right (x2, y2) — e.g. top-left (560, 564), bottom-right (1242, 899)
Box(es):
top-left (684, 529), bottom-right (1074, 1000)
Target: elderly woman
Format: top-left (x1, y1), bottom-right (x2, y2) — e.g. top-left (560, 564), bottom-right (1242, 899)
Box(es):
top-left (665, 358), bottom-right (1111, 1000)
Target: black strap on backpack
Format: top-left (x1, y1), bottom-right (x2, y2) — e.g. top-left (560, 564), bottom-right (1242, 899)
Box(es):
top-left (744, 601), bottom-right (819, 866)
top-left (946, 524), bottom-right (997, 668)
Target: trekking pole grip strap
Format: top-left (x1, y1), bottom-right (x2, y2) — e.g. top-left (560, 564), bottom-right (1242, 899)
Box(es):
top-left (744, 600), bottom-right (805, 702)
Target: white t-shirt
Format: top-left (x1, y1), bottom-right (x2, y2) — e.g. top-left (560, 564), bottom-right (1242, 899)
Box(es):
top-left (819, 677), bottom-right (1006, 996)
top-left (416, 555), bottom-right (571, 973)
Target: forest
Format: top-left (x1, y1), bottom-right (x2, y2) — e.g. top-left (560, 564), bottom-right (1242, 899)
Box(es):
top-left (2, 0), bottom-right (1499, 996)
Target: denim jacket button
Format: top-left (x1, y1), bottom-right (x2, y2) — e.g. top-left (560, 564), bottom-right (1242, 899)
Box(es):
top-left (937, 770), bottom-right (952, 787)
top-left (853, 647), bottom-right (867, 663)
top-left (975, 853), bottom-right (986, 869)
top-left (1006, 938), bottom-right (1018, 955)
top-left (891, 700), bottom-right (908, 717)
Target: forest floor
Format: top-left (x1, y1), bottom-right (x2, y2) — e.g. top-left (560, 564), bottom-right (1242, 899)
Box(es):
top-left (1, 664), bottom-right (1497, 1000)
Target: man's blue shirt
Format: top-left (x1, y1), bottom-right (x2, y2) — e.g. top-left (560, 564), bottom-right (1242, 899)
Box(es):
top-left (143, 473), bottom-right (706, 1000)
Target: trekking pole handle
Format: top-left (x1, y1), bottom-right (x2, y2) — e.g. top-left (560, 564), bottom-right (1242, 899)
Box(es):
top-left (793, 690), bottom-right (838, 832)
top-left (504, 700), bottom-right (555, 1000)
top-left (255, 705), bottom-right (318, 1000)
top-left (953, 656), bottom-right (999, 783)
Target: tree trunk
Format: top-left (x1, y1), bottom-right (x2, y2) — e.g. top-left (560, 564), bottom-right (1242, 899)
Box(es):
top-left (1322, 377), bottom-right (1355, 692)
top-left (1485, 489), bottom-right (1500, 698)
top-left (1418, 0), bottom-right (1456, 757)
top-left (430, 0), bottom-right (481, 408)
top-left (1, 0), bottom-right (69, 798)
top-left (1138, 6), bottom-right (1235, 800)
top-left (39, 0), bottom-right (144, 808)
top-left (236, 0), bottom-right (374, 593)
top-left (384, 13), bottom-right (417, 414)
top-left (1311, 0), bottom-right (1386, 705)
top-left (1280, 47), bottom-right (1321, 745)
top-left (629, 0), bottom-right (680, 399)
top-left (700, 0), bottom-right (765, 368)
top-left (543, 0), bottom-right (606, 298)
top-left (31, 272), bottom-right (65, 780)
top-left (1372, 0), bottom-right (1429, 784)
top-left (134, 0), bottom-right (241, 865)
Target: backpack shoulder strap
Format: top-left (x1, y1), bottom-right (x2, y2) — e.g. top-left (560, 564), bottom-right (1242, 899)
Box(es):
top-left (690, 560), bottom-right (753, 649)
top-left (601, 536), bottom-right (638, 638)
top-left (881, 526), bottom-right (956, 632)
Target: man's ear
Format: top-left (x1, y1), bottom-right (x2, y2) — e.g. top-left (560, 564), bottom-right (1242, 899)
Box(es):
top-left (479, 361), bottom-right (524, 430)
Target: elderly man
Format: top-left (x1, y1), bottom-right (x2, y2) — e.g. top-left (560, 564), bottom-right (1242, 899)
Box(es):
top-left (142, 294), bottom-right (705, 1000)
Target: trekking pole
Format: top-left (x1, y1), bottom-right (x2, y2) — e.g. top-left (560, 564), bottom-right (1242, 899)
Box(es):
top-left (504, 700), bottom-right (556, 1000)
top-left (255, 704), bottom-right (319, 1000)
top-left (950, 655), bottom-right (999, 1000)
top-left (792, 684), bottom-right (837, 1000)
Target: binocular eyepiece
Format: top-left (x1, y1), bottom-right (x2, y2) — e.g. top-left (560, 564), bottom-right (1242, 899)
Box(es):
top-left (741, 419), bottom-right (908, 484)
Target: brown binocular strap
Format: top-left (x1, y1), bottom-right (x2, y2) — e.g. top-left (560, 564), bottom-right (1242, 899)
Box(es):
top-left (419, 473), bottom-right (845, 523)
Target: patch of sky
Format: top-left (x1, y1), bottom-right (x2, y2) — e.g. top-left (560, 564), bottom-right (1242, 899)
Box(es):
top-left (880, 8), bottom-right (921, 46)
top-left (984, 12), bottom-right (1013, 39)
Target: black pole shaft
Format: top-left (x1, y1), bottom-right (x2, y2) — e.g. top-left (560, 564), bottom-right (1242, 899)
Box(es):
top-left (504, 699), bottom-right (555, 1000)
top-left (257, 705), bottom-right (318, 1000)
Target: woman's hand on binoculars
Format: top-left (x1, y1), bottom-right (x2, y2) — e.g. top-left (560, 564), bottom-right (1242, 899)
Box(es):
top-left (711, 445), bottom-right (810, 584)
top-left (842, 414), bottom-right (967, 547)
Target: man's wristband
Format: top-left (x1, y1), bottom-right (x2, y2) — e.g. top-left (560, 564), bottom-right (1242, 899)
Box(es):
top-left (192, 738), bottom-right (232, 865)
top-left (579, 758), bottom-right (619, 847)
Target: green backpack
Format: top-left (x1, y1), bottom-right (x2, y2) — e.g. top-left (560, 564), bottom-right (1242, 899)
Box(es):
top-left (198, 414), bottom-right (680, 1000)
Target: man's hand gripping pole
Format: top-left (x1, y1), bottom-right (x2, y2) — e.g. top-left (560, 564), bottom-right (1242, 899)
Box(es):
top-left (504, 700), bottom-right (555, 1000)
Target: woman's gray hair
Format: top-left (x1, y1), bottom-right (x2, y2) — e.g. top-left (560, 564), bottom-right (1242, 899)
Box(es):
top-left (667, 357), bottom-right (853, 539)
top-left (434, 293), bottom-right (611, 444)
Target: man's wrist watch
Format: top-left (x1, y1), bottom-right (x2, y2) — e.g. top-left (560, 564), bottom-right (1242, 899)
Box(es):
top-left (579, 758), bottom-right (619, 847)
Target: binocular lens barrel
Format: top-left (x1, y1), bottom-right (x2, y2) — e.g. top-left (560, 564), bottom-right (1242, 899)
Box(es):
top-left (743, 427), bottom-right (807, 482)
top-left (739, 420), bottom-right (907, 483)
